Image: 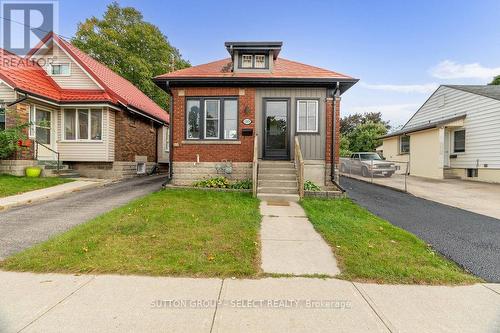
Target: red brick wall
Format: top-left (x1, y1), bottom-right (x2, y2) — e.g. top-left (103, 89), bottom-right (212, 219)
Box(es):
top-left (171, 87), bottom-right (256, 162)
top-left (114, 110), bottom-right (157, 162)
top-left (5, 102), bottom-right (34, 160)
top-left (325, 97), bottom-right (341, 165)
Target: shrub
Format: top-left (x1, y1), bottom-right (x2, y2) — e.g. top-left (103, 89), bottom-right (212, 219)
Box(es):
top-left (0, 123), bottom-right (28, 160)
top-left (192, 177), bottom-right (253, 190)
top-left (304, 180), bottom-right (321, 192)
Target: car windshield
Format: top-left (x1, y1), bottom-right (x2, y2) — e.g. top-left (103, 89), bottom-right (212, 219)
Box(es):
top-left (360, 153), bottom-right (382, 160)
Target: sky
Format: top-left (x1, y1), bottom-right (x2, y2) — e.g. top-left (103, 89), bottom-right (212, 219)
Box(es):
top-left (41, 0), bottom-right (500, 127)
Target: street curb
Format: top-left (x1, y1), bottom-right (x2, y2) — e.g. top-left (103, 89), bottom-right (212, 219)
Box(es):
top-left (0, 180), bottom-right (111, 211)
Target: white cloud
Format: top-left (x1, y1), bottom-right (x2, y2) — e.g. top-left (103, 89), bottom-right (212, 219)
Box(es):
top-left (360, 82), bottom-right (438, 94)
top-left (429, 60), bottom-right (500, 80)
top-left (344, 103), bottom-right (420, 127)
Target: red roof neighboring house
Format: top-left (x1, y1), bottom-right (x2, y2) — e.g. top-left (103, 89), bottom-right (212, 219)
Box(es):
top-left (0, 32), bottom-right (167, 123)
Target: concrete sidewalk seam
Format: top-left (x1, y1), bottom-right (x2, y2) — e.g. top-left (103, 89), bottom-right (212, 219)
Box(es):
top-left (482, 284), bottom-right (500, 296)
top-left (209, 278), bottom-right (224, 333)
top-left (352, 282), bottom-right (396, 333)
top-left (17, 275), bottom-right (96, 333)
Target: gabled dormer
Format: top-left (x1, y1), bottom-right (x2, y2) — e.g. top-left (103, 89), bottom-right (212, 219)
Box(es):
top-left (224, 41), bottom-right (282, 73)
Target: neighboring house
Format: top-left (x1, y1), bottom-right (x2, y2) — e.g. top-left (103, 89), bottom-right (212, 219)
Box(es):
top-left (154, 41), bottom-right (357, 199)
top-left (381, 85), bottom-right (500, 183)
top-left (0, 33), bottom-right (169, 178)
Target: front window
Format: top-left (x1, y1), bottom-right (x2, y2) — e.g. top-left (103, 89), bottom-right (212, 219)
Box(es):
top-left (49, 63), bottom-right (70, 76)
top-left (241, 55), bottom-right (253, 68)
top-left (360, 153), bottom-right (382, 160)
top-left (399, 135), bottom-right (410, 154)
top-left (186, 97), bottom-right (238, 140)
top-left (297, 100), bottom-right (318, 132)
top-left (0, 108), bottom-right (5, 130)
top-left (164, 126), bottom-right (169, 152)
top-left (64, 109), bottom-right (102, 140)
top-left (453, 129), bottom-right (465, 153)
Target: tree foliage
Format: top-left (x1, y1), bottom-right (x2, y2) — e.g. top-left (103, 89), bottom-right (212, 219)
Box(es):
top-left (489, 75), bottom-right (500, 85)
top-left (72, 2), bottom-right (190, 109)
top-left (340, 112), bottom-right (390, 153)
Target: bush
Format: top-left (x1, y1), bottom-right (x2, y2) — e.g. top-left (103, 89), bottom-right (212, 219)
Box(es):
top-left (304, 180), bottom-right (321, 192)
top-left (192, 177), bottom-right (252, 190)
top-left (0, 123), bottom-right (28, 160)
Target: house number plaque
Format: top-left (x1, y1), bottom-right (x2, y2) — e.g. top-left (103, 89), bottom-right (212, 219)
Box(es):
top-left (242, 118), bottom-right (252, 125)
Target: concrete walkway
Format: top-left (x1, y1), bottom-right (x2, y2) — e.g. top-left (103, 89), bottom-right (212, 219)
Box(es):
top-left (0, 176), bottom-right (166, 260)
top-left (0, 178), bottom-right (108, 211)
top-left (259, 201), bottom-right (339, 276)
top-left (340, 173), bottom-right (500, 220)
top-left (1, 271), bottom-right (499, 333)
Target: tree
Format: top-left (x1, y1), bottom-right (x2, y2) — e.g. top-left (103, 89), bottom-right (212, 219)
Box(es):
top-left (346, 121), bottom-right (388, 153)
top-left (340, 112), bottom-right (390, 136)
top-left (339, 136), bottom-right (351, 157)
top-left (489, 75), bottom-right (500, 85)
top-left (72, 2), bottom-right (190, 109)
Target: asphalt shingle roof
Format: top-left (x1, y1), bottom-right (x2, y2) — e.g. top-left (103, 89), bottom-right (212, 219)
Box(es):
top-left (444, 85), bottom-right (500, 101)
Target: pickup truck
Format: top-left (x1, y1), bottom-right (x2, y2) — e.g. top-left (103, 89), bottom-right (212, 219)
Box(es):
top-left (340, 152), bottom-right (397, 177)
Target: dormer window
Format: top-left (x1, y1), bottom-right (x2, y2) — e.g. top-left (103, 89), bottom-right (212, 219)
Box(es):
top-left (242, 55), bottom-right (253, 68)
top-left (255, 55), bottom-right (266, 68)
top-left (48, 63), bottom-right (70, 76)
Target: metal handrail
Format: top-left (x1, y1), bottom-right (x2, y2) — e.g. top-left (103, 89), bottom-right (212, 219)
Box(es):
top-left (34, 139), bottom-right (60, 174)
top-left (294, 136), bottom-right (304, 198)
top-left (252, 134), bottom-right (258, 197)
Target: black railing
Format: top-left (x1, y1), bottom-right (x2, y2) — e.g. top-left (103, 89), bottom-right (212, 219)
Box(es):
top-left (34, 139), bottom-right (60, 174)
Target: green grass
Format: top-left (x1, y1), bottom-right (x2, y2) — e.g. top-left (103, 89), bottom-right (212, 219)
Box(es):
top-left (0, 189), bottom-right (261, 277)
top-left (0, 174), bottom-right (73, 198)
top-left (300, 198), bottom-right (480, 285)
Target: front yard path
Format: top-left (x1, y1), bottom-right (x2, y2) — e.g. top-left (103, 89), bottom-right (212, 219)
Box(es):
top-left (341, 176), bottom-right (500, 283)
top-left (0, 176), bottom-right (165, 260)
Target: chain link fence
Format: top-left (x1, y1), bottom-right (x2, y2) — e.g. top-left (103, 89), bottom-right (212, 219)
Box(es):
top-left (339, 158), bottom-right (410, 192)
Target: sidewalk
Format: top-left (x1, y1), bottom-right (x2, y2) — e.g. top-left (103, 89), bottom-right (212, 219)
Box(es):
top-left (259, 201), bottom-right (339, 275)
top-left (0, 271), bottom-right (499, 332)
top-left (0, 178), bottom-right (109, 211)
top-left (340, 173), bottom-right (500, 220)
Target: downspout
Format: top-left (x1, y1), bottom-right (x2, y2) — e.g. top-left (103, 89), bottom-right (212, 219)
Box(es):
top-left (330, 82), bottom-right (340, 185)
top-left (7, 92), bottom-right (28, 107)
top-left (166, 81), bottom-right (174, 182)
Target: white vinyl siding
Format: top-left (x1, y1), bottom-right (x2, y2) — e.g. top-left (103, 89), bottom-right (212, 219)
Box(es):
top-left (57, 108), bottom-right (113, 162)
top-left (0, 83), bottom-right (16, 101)
top-left (404, 86), bottom-right (500, 168)
top-left (31, 41), bottom-right (101, 89)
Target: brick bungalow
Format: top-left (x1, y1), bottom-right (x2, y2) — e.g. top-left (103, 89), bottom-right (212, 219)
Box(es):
top-left (154, 41), bottom-right (357, 200)
top-left (0, 33), bottom-right (169, 178)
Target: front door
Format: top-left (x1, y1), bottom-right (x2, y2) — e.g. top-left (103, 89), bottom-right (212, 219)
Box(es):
top-left (264, 99), bottom-right (289, 160)
top-left (32, 108), bottom-right (55, 160)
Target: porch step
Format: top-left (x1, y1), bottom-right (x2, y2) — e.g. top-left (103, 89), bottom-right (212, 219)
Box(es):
top-left (259, 168), bottom-right (296, 175)
top-left (259, 173), bottom-right (297, 181)
top-left (257, 193), bottom-right (300, 202)
top-left (259, 161), bottom-right (295, 169)
top-left (258, 180), bottom-right (297, 188)
top-left (258, 187), bottom-right (298, 194)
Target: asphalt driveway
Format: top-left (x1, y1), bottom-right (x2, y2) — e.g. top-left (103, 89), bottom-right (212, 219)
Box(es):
top-left (341, 177), bottom-right (500, 282)
top-left (0, 175), bottom-right (166, 260)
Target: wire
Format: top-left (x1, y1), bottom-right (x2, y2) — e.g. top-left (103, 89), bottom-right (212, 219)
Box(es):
top-left (0, 15), bottom-right (73, 41)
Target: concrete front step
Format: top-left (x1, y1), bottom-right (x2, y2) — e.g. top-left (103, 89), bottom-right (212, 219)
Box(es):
top-left (259, 174), bottom-right (297, 181)
top-left (258, 180), bottom-right (297, 188)
top-left (259, 162), bottom-right (295, 169)
top-left (259, 168), bottom-right (296, 175)
top-left (257, 193), bottom-right (300, 202)
top-left (258, 187), bottom-right (299, 194)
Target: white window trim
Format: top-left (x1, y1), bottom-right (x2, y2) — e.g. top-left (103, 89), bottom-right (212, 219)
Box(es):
top-left (452, 128), bottom-right (466, 154)
top-left (47, 63), bottom-right (71, 77)
top-left (29, 105), bottom-right (52, 139)
top-left (62, 108), bottom-right (104, 142)
top-left (241, 54), bottom-right (253, 68)
top-left (204, 99), bottom-right (220, 140)
top-left (399, 135), bottom-right (410, 154)
top-left (164, 126), bottom-right (170, 152)
top-left (254, 55), bottom-right (266, 68)
top-left (296, 100), bottom-right (319, 133)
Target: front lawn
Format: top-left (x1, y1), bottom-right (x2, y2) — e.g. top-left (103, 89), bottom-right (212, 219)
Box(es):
top-left (0, 189), bottom-right (261, 277)
top-left (301, 198), bottom-right (480, 284)
top-left (0, 174), bottom-right (73, 198)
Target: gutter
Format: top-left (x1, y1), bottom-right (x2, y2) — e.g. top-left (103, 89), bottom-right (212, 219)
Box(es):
top-left (7, 92), bottom-right (28, 107)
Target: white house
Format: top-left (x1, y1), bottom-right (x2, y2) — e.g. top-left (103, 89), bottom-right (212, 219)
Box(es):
top-left (381, 85), bottom-right (500, 183)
